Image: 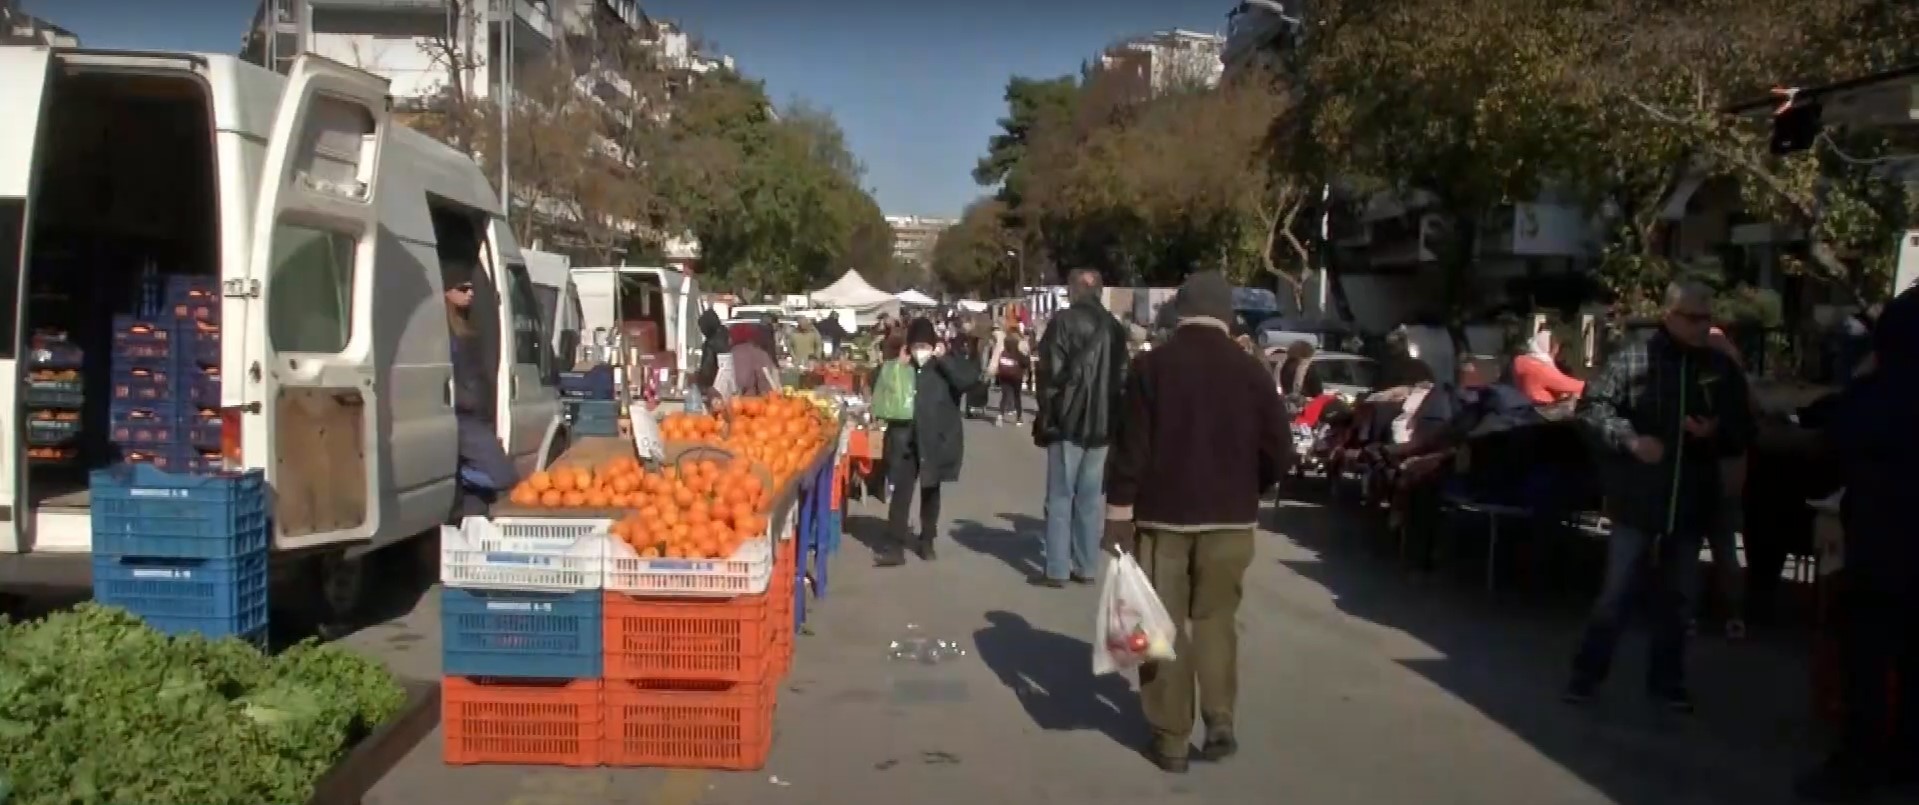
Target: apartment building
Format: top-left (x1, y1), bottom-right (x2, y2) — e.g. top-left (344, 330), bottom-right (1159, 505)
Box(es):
top-left (1095, 28), bottom-right (1225, 99)
top-left (887, 215), bottom-right (956, 266)
top-left (1, 0), bottom-right (78, 46)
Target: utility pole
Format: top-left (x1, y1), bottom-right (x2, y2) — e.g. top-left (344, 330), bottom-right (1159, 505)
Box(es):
top-left (498, 0), bottom-right (512, 213)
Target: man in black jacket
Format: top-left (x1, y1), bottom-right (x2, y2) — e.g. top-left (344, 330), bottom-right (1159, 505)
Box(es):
top-left (1102, 270), bottom-right (1291, 772)
top-left (1031, 269), bottom-right (1130, 587)
top-left (1565, 280), bottom-right (1754, 711)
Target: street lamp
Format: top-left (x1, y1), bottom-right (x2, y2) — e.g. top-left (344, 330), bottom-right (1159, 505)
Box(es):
top-left (1006, 249), bottom-right (1024, 296)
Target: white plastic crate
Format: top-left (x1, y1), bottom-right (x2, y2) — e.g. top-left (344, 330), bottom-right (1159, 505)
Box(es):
top-left (440, 515), bottom-right (612, 592)
top-left (604, 534), bottom-right (773, 597)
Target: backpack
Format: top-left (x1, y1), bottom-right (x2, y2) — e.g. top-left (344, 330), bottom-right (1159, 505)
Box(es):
top-left (997, 336), bottom-right (1028, 382)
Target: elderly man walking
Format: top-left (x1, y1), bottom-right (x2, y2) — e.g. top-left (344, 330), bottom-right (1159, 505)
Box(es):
top-left (1565, 280), bottom-right (1753, 712)
top-left (1103, 270), bottom-right (1292, 772)
top-left (1030, 269), bottom-right (1129, 587)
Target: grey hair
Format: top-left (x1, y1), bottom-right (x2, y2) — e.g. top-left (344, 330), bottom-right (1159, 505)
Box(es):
top-left (1067, 269), bottom-right (1103, 304)
top-left (1664, 280), bottom-right (1714, 310)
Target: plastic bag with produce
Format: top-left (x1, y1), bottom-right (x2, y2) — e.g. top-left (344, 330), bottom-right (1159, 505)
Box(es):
top-left (1092, 550), bottom-right (1177, 676)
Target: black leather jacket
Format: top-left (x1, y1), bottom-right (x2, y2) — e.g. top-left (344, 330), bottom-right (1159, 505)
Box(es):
top-left (1033, 300), bottom-right (1128, 448)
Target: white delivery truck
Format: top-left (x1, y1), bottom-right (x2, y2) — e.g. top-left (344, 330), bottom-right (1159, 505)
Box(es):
top-left (570, 265), bottom-right (701, 377)
top-left (0, 48), bottom-right (564, 631)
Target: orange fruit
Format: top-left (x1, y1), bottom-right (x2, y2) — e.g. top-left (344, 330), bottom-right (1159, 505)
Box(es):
top-left (539, 489), bottom-right (563, 507)
top-left (562, 490), bottom-right (587, 507)
top-left (526, 471), bottom-right (553, 492)
top-left (586, 491), bottom-right (611, 508)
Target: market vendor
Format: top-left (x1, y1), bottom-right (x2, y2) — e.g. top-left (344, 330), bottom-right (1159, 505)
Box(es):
top-left (1512, 328), bottom-right (1585, 404)
top-left (790, 316), bottom-right (824, 365)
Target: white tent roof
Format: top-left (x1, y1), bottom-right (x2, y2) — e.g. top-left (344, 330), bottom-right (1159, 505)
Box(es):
top-left (810, 269), bottom-right (896, 308)
top-left (895, 289), bottom-right (938, 307)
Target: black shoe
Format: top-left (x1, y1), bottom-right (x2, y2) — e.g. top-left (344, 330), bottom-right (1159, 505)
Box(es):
top-left (1653, 688), bottom-right (1694, 714)
top-left (874, 551), bottom-right (907, 568)
top-left (1561, 680), bottom-right (1596, 705)
top-left (1027, 575), bottom-right (1065, 589)
top-left (1794, 754), bottom-right (1880, 803)
top-left (1144, 746), bottom-right (1189, 774)
top-left (1196, 731), bottom-right (1238, 762)
top-left (915, 540), bottom-right (937, 561)
top-left (1069, 572), bottom-right (1096, 585)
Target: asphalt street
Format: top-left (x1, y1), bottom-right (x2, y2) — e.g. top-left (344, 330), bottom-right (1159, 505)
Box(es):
top-left (362, 411), bottom-right (1839, 805)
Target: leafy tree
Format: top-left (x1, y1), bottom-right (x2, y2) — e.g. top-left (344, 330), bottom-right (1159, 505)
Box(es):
top-left (930, 197), bottom-right (1017, 295)
top-left (973, 75), bottom-right (1081, 208)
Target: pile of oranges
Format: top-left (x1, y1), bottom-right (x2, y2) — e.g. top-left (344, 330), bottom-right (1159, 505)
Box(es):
top-left (607, 458), bottom-right (769, 559)
top-left (504, 455), bottom-right (771, 560)
top-left (658, 412), bottom-right (722, 442)
top-left (678, 394), bottom-right (834, 486)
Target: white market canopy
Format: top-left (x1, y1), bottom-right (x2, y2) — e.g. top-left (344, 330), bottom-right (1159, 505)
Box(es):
top-left (809, 269), bottom-right (898, 325)
top-left (895, 289), bottom-right (938, 307)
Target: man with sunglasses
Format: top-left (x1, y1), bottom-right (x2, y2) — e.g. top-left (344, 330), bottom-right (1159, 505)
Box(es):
top-left (1563, 280), bottom-right (1754, 712)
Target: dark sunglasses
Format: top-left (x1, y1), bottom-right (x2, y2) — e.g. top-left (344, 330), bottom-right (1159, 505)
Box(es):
top-left (451, 283), bottom-right (475, 293)
top-left (1672, 311), bottom-right (1712, 324)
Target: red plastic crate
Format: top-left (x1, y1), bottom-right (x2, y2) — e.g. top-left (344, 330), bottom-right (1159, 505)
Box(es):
top-left (601, 673), bottom-right (778, 770)
top-left (442, 677), bottom-right (602, 767)
top-left (602, 589), bottom-right (779, 683)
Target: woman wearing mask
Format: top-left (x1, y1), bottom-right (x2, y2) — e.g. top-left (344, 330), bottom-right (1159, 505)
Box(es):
top-left (876, 319), bottom-right (981, 566)
top-left (443, 267), bottom-right (518, 518)
top-left (691, 309), bottom-right (731, 412)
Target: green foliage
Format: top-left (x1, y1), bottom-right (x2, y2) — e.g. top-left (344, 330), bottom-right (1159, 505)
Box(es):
top-left (0, 604), bottom-right (406, 805)
top-left (973, 75), bottom-right (1080, 207)
top-left (930, 197), bottom-right (1017, 295)
top-left (660, 74), bottom-right (892, 295)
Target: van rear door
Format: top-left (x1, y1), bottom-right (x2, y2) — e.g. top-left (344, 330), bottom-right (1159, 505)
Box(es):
top-left (243, 55), bottom-right (390, 550)
top-left (0, 48), bottom-right (55, 553)
top-left (488, 225), bottom-right (560, 475)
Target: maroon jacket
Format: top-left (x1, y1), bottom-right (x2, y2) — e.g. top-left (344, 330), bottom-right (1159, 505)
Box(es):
top-left (1105, 320), bottom-right (1291, 530)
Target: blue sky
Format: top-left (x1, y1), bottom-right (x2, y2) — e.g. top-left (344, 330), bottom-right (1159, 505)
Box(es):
top-left (28, 0), bottom-right (1234, 217)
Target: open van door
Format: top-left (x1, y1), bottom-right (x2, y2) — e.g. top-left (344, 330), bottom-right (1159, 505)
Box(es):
top-left (243, 55), bottom-right (390, 551)
top-left (490, 226), bottom-right (561, 475)
top-left (0, 47), bottom-right (55, 553)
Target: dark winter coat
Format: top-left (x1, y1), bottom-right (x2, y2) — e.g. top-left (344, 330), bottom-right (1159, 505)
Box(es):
top-left (1576, 327), bottom-right (1754, 535)
top-left (1827, 286), bottom-right (1919, 595)
top-left (1033, 299), bottom-right (1128, 448)
top-left (883, 354), bottom-right (981, 488)
top-left (451, 333), bottom-right (518, 490)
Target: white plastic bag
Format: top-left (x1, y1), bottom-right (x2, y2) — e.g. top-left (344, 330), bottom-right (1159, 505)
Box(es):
top-left (1092, 550), bottom-right (1178, 676)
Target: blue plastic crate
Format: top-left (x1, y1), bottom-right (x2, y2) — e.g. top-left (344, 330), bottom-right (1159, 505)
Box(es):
top-left (109, 365), bottom-right (177, 405)
top-left (28, 337), bottom-right (83, 370)
top-left (183, 410), bottom-right (223, 450)
top-left (108, 408), bottom-right (179, 448)
top-left (176, 322), bottom-right (219, 368)
top-left (441, 587), bottom-right (603, 679)
top-left (90, 463), bottom-right (268, 559)
top-left (91, 551), bottom-right (268, 641)
top-left (111, 316), bottom-right (175, 364)
top-left (558, 367), bottom-right (616, 400)
top-left (24, 376), bottom-right (84, 408)
top-left (181, 369), bottom-right (221, 407)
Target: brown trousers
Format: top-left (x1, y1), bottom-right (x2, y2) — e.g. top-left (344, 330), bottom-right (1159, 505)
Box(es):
top-left (1136, 527), bottom-right (1256, 757)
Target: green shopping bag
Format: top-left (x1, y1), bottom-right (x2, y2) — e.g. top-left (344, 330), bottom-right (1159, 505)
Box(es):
top-left (872, 360), bottom-right (916, 422)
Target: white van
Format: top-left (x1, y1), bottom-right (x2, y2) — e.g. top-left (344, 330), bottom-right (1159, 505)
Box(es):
top-left (0, 49), bottom-right (563, 623)
top-left (571, 265), bottom-right (700, 377)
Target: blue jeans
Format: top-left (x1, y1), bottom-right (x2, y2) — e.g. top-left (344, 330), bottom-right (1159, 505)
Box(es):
top-left (1570, 524), bottom-right (1701, 694)
top-left (1043, 441), bottom-right (1107, 580)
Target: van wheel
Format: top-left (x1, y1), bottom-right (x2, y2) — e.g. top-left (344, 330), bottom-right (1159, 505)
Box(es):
top-left (309, 552), bottom-right (369, 640)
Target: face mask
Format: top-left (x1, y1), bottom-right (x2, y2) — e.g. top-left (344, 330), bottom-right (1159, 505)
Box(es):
top-left (912, 348), bottom-right (934, 365)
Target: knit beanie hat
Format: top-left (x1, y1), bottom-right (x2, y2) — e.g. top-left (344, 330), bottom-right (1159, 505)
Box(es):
top-left (1174, 270), bottom-right (1235, 323)
top-left (906, 317), bottom-right (939, 347)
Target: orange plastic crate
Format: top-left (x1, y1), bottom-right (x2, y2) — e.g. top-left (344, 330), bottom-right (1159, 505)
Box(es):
top-left (443, 677), bottom-right (603, 767)
top-left (601, 675), bottom-right (779, 770)
top-left (602, 589), bottom-right (779, 683)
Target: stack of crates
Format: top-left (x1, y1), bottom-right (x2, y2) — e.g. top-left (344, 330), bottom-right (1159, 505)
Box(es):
top-left (87, 464), bottom-right (271, 644)
top-left (108, 277), bottom-right (223, 473)
top-left (560, 366), bottom-right (621, 437)
top-left (23, 330), bottom-right (86, 466)
top-left (439, 516), bottom-right (609, 768)
top-left (440, 503), bottom-right (798, 770)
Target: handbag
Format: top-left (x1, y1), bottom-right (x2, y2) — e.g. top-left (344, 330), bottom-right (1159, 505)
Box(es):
top-left (873, 360), bottom-right (916, 421)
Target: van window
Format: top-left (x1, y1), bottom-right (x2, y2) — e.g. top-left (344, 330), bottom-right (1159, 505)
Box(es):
top-left (267, 223), bottom-right (355, 352)
top-left (504, 264), bottom-right (548, 376)
top-left (0, 199), bottom-right (20, 360)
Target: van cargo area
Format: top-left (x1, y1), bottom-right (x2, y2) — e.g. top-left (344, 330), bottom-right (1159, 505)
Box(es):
top-left (20, 69), bottom-right (221, 538)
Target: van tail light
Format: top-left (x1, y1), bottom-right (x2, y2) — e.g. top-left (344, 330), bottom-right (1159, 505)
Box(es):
top-left (220, 406), bottom-right (243, 468)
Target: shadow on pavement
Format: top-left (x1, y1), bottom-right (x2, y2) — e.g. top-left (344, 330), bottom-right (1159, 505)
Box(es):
top-left (950, 513), bottom-right (1045, 579)
top-left (1268, 498), bottom-right (1822, 805)
top-left (973, 610), bottom-right (1147, 752)
top-left (842, 512), bottom-right (896, 558)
